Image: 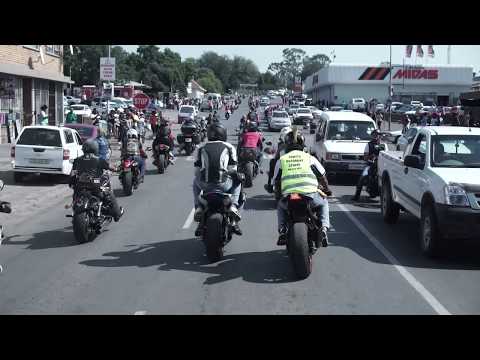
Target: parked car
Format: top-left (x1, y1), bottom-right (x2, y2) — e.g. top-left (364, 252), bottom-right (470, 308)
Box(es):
top-left (178, 105), bottom-right (197, 124)
top-left (313, 111), bottom-right (377, 176)
top-left (410, 100), bottom-right (424, 107)
top-left (378, 126), bottom-right (480, 257)
top-left (64, 124), bottom-right (99, 143)
top-left (11, 126), bottom-right (84, 182)
top-left (375, 103), bottom-right (386, 112)
top-left (268, 110), bottom-right (291, 131)
top-left (65, 96), bottom-right (81, 105)
top-left (69, 104), bottom-right (92, 120)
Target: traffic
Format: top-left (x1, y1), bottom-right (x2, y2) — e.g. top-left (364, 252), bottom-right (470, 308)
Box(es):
top-left (1, 44), bottom-right (480, 315)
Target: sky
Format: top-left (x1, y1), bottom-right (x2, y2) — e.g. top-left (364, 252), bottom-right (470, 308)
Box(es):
top-left (121, 45), bottom-right (480, 73)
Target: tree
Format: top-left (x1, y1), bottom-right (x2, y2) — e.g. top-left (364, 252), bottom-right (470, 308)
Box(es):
top-left (196, 68), bottom-right (223, 93)
top-left (267, 48), bottom-right (331, 88)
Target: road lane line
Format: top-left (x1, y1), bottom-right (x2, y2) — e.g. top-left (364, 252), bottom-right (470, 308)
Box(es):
top-left (336, 203), bottom-right (451, 315)
top-left (182, 208), bottom-right (195, 229)
top-left (134, 311), bottom-right (147, 315)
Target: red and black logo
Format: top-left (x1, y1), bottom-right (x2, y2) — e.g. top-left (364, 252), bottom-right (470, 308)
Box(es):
top-left (358, 67), bottom-right (391, 80)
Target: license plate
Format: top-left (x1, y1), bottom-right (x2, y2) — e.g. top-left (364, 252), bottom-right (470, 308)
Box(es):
top-left (348, 163), bottom-right (364, 170)
top-left (185, 138), bottom-right (192, 142)
top-left (29, 158), bottom-right (50, 164)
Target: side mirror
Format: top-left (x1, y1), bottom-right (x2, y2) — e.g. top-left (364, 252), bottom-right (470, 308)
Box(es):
top-left (404, 155), bottom-right (421, 169)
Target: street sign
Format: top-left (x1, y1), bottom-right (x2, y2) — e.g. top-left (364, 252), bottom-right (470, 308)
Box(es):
top-left (100, 57), bottom-right (116, 81)
top-left (133, 93), bottom-right (150, 109)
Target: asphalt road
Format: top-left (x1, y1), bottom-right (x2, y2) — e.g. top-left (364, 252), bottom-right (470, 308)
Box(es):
top-left (0, 98), bottom-right (479, 314)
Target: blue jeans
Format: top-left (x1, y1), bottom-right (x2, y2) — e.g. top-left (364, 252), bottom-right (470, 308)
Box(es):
top-left (134, 156), bottom-right (145, 178)
top-left (193, 175), bottom-right (241, 209)
top-left (277, 192), bottom-right (330, 231)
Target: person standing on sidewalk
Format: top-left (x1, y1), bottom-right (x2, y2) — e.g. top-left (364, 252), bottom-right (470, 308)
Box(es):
top-left (38, 105), bottom-right (49, 126)
top-left (375, 110), bottom-right (383, 130)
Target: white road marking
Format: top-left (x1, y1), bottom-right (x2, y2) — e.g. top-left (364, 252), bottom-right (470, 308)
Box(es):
top-left (182, 208), bottom-right (195, 229)
top-left (336, 203), bottom-right (451, 315)
top-left (186, 156), bottom-right (195, 161)
top-left (134, 311), bottom-right (147, 315)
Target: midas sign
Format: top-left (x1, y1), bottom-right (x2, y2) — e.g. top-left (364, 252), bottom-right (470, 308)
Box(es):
top-left (393, 69), bottom-right (439, 80)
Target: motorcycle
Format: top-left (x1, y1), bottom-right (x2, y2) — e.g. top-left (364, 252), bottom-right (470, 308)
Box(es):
top-left (149, 144), bottom-right (170, 174)
top-left (177, 121), bottom-right (201, 156)
top-left (225, 110), bottom-right (231, 120)
top-left (66, 174), bottom-right (113, 244)
top-left (119, 155), bottom-right (141, 196)
top-left (196, 175), bottom-right (246, 263)
top-left (282, 192), bottom-right (328, 279)
top-left (238, 148), bottom-right (259, 188)
top-left (362, 143), bottom-right (386, 199)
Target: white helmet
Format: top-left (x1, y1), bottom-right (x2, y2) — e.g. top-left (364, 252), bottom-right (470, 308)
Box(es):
top-left (279, 126), bottom-right (293, 143)
top-left (127, 129), bottom-right (138, 138)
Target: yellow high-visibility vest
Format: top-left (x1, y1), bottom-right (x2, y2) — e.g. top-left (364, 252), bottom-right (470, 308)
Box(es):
top-left (280, 150), bottom-right (318, 195)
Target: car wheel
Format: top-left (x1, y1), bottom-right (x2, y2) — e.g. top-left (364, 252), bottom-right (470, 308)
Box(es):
top-left (420, 203), bottom-right (445, 258)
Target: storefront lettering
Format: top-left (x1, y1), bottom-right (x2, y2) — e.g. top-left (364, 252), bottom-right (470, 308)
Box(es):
top-left (393, 69), bottom-right (438, 80)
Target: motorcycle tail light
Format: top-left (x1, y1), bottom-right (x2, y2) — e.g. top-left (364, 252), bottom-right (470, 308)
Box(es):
top-left (289, 193), bottom-right (302, 201)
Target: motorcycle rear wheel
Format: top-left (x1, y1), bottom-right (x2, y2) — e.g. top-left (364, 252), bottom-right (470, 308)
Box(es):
top-left (289, 222), bottom-right (312, 279)
top-left (158, 154), bottom-right (165, 174)
top-left (185, 143), bottom-right (193, 156)
top-left (73, 212), bottom-right (91, 244)
top-left (122, 171), bottom-right (133, 196)
top-left (204, 213), bottom-right (224, 263)
top-left (244, 162), bottom-right (254, 188)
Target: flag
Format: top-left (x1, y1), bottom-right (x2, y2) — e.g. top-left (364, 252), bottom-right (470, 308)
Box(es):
top-left (428, 45), bottom-right (435, 58)
top-left (416, 45), bottom-right (424, 58)
top-left (405, 45), bottom-right (413, 58)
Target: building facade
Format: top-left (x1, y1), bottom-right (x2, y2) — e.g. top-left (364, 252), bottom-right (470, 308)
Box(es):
top-left (0, 45), bottom-right (73, 140)
top-left (304, 64), bottom-right (473, 107)
top-left (187, 80), bottom-right (206, 99)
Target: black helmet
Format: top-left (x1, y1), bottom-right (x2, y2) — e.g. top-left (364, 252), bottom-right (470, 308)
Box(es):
top-left (207, 123), bottom-right (227, 142)
top-left (284, 127), bottom-right (305, 152)
top-left (82, 139), bottom-right (99, 155)
top-left (247, 121), bottom-right (258, 132)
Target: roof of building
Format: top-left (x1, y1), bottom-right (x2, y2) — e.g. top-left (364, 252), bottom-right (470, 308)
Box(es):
top-left (190, 80), bottom-right (206, 92)
top-left (0, 62), bottom-right (73, 84)
top-left (124, 81), bottom-right (151, 89)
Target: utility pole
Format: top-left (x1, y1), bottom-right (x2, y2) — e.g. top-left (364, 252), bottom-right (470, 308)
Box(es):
top-left (388, 45), bottom-right (392, 131)
top-left (447, 45), bottom-right (451, 64)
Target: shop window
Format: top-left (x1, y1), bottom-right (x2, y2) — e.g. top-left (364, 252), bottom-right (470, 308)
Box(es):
top-left (24, 45), bottom-right (40, 51)
top-left (45, 45), bottom-right (61, 57)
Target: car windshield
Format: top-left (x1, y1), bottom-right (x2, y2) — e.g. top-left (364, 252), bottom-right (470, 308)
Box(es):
top-left (17, 128), bottom-right (62, 147)
top-left (431, 135), bottom-right (480, 168)
top-left (354, 99), bottom-right (364, 103)
top-left (298, 109), bottom-right (310, 113)
top-left (326, 121), bottom-right (376, 141)
top-left (290, 105), bottom-right (299, 108)
top-left (273, 112), bottom-right (288, 118)
top-left (181, 107), bottom-right (194, 113)
top-left (71, 105), bottom-right (86, 111)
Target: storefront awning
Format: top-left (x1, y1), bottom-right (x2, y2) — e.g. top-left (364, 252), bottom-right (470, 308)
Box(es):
top-left (0, 62), bottom-right (74, 84)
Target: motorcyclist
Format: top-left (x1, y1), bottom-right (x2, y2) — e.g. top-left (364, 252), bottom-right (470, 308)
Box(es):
top-left (153, 118), bottom-right (175, 164)
top-left (122, 128), bottom-right (146, 183)
top-left (351, 129), bottom-right (385, 201)
top-left (238, 121), bottom-right (263, 167)
top-left (265, 126), bottom-right (292, 193)
top-left (193, 123), bottom-right (243, 237)
top-left (273, 128), bottom-right (332, 246)
top-left (70, 139), bottom-right (124, 222)
top-left (206, 113), bottom-right (213, 125)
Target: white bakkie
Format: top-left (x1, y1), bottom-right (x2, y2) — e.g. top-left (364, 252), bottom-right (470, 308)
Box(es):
top-left (378, 126), bottom-right (480, 257)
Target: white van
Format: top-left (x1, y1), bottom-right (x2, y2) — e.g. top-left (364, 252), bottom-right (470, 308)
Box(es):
top-left (313, 111), bottom-right (377, 175)
top-left (349, 98), bottom-right (366, 111)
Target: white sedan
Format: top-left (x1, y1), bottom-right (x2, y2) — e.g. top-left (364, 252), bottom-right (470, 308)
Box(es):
top-left (69, 104), bottom-right (92, 119)
top-left (268, 111), bottom-right (292, 131)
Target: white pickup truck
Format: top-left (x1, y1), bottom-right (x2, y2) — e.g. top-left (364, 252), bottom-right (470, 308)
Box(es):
top-left (378, 126), bottom-right (480, 257)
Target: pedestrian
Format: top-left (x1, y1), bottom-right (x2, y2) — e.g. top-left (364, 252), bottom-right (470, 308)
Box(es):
top-left (375, 111), bottom-right (383, 130)
top-left (38, 105), bottom-right (49, 126)
top-left (65, 108), bottom-right (77, 124)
